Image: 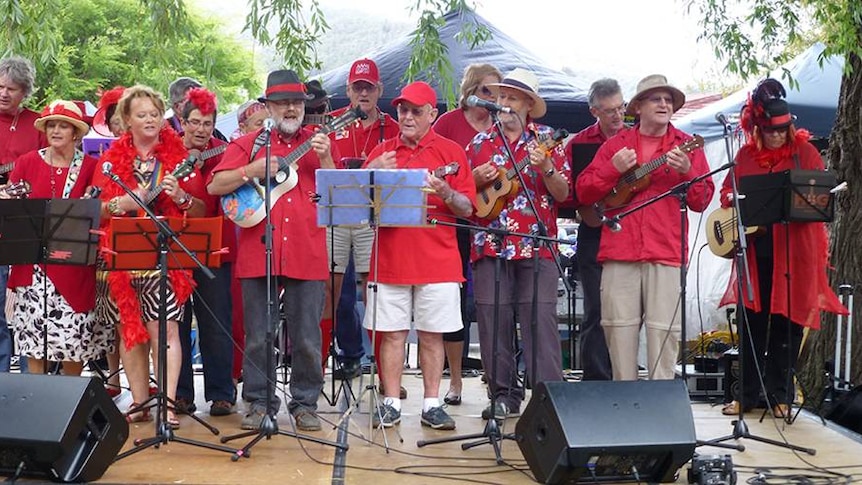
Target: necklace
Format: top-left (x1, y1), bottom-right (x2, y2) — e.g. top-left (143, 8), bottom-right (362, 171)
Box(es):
top-left (8, 107), bottom-right (20, 132)
top-left (48, 149), bottom-right (65, 175)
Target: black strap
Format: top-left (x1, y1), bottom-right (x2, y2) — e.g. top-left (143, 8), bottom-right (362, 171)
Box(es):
top-left (248, 129), bottom-right (270, 161)
top-left (378, 108), bottom-right (386, 144)
top-left (793, 152), bottom-right (801, 169)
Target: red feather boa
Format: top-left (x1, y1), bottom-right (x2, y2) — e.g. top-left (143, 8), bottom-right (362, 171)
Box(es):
top-left (746, 128), bottom-right (811, 169)
top-left (99, 127), bottom-right (195, 349)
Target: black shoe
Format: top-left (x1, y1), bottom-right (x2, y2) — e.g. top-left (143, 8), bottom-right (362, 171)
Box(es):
top-left (174, 397), bottom-right (197, 415)
top-left (332, 359), bottom-right (362, 380)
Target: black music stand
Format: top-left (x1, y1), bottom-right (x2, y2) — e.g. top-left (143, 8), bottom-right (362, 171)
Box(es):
top-left (109, 216), bottom-right (239, 460)
top-left (0, 198), bottom-right (101, 374)
top-left (317, 168), bottom-right (428, 448)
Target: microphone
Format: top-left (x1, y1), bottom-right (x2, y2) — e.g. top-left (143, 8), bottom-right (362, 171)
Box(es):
top-left (715, 112), bottom-right (730, 125)
top-left (601, 215), bottom-right (621, 233)
top-left (466, 95), bottom-right (512, 114)
top-left (263, 118), bottom-right (276, 132)
top-left (102, 161), bottom-right (112, 175)
top-left (830, 181), bottom-right (848, 194)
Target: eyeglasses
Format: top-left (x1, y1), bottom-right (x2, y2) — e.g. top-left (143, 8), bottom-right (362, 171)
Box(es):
top-left (185, 118), bottom-right (214, 129)
top-left (761, 126), bottom-right (788, 134)
top-left (396, 104), bottom-right (427, 117)
top-left (646, 95), bottom-right (674, 105)
top-left (477, 86), bottom-right (493, 97)
top-left (597, 104), bottom-right (626, 116)
top-left (351, 82), bottom-right (377, 93)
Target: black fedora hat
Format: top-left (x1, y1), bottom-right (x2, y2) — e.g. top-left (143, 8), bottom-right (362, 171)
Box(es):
top-left (304, 80), bottom-right (331, 109)
top-left (258, 69), bottom-right (313, 103)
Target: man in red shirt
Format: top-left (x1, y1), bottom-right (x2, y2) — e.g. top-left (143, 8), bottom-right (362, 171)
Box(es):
top-left (564, 78), bottom-right (627, 381)
top-left (208, 69), bottom-right (339, 432)
top-left (467, 68), bottom-right (571, 420)
top-left (174, 87), bottom-right (237, 418)
top-left (363, 81), bottom-right (476, 430)
top-left (0, 56), bottom-right (46, 372)
top-left (325, 58), bottom-right (400, 387)
top-left (576, 74), bottom-right (714, 381)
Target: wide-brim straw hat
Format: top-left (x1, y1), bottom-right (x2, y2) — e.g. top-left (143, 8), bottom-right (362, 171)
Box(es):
top-left (34, 100), bottom-right (90, 138)
top-left (485, 68), bottom-right (547, 119)
top-left (625, 74), bottom-right (685, 116)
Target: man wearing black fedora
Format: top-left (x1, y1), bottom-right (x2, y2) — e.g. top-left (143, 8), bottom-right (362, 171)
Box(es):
top-left (577, 74), bottom-right (714, 382)
top-left (208, 69), bottom-right (341, 432)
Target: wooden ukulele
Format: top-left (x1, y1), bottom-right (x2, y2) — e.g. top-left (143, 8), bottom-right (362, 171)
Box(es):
top-left (140, 156), bottom-right (198, 206)
top-left (705, 206), bottom-right (763, 258)
top-left (475, 128), bottom-right (568, 220)
top-left (602, 134), bottom-right (704, 209)
top-left (0, 181), bottom-right (32, 198)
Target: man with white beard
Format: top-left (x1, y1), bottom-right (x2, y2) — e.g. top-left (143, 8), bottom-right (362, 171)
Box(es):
top-left (208, 69), bottom-right (340, 432)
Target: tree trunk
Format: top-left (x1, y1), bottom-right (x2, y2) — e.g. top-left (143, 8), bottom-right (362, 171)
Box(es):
top-left (798, 50), bottom-right (862, 405)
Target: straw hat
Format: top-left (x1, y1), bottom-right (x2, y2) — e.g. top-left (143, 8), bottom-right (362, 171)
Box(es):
top-left (625, 74), bottom-right (685, 116)
top-left (34, 100), bottom-right (90, 138)
top-left (485, 68), bottom-right (547, 119)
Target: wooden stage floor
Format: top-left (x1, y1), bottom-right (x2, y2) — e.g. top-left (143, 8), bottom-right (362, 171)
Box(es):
top-left (75, 366), bottom-right (862, 485)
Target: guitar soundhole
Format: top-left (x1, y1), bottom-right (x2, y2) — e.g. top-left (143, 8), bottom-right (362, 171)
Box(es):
top-left (493, 181), bottom-right (502, 190)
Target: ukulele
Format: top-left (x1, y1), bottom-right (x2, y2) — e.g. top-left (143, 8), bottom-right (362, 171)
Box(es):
top-left (475, 128), bottom-right (568, 220)
top-left (705, 207), bottom-right (763, 258)
top-left (601, 135), bottom-right (704, 209)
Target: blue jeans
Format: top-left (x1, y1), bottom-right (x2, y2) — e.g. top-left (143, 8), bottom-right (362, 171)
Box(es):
top-left (241, 277), bottom-right (324, 415)
top-left (178, 264), bottom-right (236, 403)
top-left (335, 257), bottom-right (364, 362)
top-left (0, 266), bottom-right (10, 372)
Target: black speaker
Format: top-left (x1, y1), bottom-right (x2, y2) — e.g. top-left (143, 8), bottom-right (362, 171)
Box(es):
top-left (0, 374), bottom-right (129, 482)
top-left (826, 385), bottom-right (862, 434)
top-left (516, 380), bottom-right (696, 484)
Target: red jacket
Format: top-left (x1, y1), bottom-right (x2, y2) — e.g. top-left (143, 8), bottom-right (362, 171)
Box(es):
top-left (576, 124), bottom-right (714, 266)
top-left (718, 132), bottom-right (847, 328)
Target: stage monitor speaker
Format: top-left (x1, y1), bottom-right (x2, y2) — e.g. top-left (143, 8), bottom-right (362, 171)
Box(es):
top-left (516, 379), bottom-right (696, 484)
top-left (0, 374), bottom-right (129, 482)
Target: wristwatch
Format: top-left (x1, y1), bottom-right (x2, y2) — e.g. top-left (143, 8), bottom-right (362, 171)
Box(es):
top-left (543, 167), bottom-right (555, 177)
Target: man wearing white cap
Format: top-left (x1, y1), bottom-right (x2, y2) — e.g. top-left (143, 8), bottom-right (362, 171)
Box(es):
top-left (466, 68), bottom-right (571, 420)
top-left (576, 74), bottom-right (714, 381)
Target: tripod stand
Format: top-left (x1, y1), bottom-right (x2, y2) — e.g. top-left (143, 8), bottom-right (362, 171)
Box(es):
top-left (318, 168), bottom-right (428, 446)
top-left (98, 193), bottom-right (238, 460)
top-left (219, 127), bottom-right (345, 460)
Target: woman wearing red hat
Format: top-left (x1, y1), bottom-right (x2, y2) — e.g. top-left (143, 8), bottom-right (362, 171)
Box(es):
top-left (718, 79), bottom-right (847, 418)
top-left (91, 85), bottom-right (206, 427)
top-left (3, 100), bottom-right (109, 376)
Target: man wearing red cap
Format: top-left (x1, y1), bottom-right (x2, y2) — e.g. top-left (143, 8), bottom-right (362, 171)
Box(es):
top-left (0, 56), bottom-right (46, 373)
top-left (324, 58), bottom-right (399, 388)
top-left (362, 81), bottom-right (476, 430)
top-left (208, 69), bottom-right (340, 432)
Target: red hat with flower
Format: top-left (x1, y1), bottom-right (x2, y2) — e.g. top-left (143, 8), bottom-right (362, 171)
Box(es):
top-left (184, 87), bottom-right (218, 117)
top-left (739, 78), bottom-right (795, 135)
top-left (93, 86), bottom-right (126, 136)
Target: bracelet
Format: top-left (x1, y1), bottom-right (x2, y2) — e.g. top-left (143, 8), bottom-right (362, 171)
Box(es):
top-left (241, 165), bottom-right (250, 182)
top-left (543, 167), bottom-right (555, 177)
top-left (107, 196), bottom-right (126, 216)
top-left (176, 193), bottom-right (194, 211)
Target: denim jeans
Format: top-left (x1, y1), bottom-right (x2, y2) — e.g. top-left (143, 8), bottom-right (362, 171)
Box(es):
top-left (335, 257), bottom-right (364, 362)
top-left (178, 264), bottom-right (236, 403)
top-left (241, 277), bottom-right (324, 415)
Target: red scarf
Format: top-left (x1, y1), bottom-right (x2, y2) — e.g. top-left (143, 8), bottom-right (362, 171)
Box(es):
top-left (99, 127), bottom-right (194, 349)
top-left (749, 129), bottom-right (811, 169)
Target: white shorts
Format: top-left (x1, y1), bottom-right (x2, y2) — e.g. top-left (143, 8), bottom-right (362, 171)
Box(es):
top-left (362, 282), bottom-right (463, 333)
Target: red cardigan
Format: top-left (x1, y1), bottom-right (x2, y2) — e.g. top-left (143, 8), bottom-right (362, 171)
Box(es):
top-left (718, 131), bottom-right (847, 328)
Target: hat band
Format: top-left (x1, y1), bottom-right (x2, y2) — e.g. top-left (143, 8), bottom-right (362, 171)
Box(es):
top-left (765, 113), bottom-right (792, 126)
top-left (500, 78), bottom-right (537, 95)
top-left (265, 83), bottom-right (307, 97)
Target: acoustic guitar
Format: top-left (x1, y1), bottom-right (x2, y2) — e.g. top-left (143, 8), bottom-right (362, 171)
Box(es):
top-left (0, 181), bottom-right (32, 198)
top-left (705, 206), bottom-right (763, 258)
top-left (141, 156), bottom-right (198, 207)
top-left (186, 144), bottom-right (227, 168)
top-left (222, 107), bottom-right (364, 228)
top-left (475, 128), bottom-right (568, 220)
top-left (601, 135), bottom-right (704, 209)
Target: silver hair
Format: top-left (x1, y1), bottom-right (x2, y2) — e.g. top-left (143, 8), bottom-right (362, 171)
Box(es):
top-left (588, 78), bottom-right (622, 108)
top-left (168, 76), bottom-right (202, 106)
top-left (0, 56), bottom-right (36, 98)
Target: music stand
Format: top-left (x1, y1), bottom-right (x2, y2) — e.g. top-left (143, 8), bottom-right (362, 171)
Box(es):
top-left (0, 198), bottom-right (101, 374)
top-left (110, 216), bottom-right (239, 460)
top-left (739, 170), bottom-right (834, 426)
top-left (317, 168), bottom-right (428, 447)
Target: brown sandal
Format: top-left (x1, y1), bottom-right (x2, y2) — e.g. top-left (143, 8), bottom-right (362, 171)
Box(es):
top-left (166, 408), bottom-right (181, 429)
top-left (721, 401), bottom-right (742, 416)
top-left (772, 403), bottom-right (789, 418)
top-left (126, 403), bottom-right (152, 423)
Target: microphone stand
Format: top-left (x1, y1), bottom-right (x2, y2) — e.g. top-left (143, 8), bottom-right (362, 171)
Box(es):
top-left (416, 218), bottom-right (572, 463)
top-left (218, 124), bottom-right (346, 459)
top-left (105, 167), bottom-right (239, 460)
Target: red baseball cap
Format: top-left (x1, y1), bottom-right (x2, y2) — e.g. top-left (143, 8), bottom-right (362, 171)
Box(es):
top-left (391, 81), bottom-right (437, 108)
top-left (348, 58), bottom-right (380, 85)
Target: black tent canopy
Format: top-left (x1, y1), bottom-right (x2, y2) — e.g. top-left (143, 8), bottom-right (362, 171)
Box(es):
top-left (315, 9), bottom-right (595, 135)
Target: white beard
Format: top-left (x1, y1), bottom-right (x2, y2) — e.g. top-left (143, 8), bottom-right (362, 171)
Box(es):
top-left (277, 116), bottom-right (303, 136)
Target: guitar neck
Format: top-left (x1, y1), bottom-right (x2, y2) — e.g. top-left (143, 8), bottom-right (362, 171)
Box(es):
top-left (632, 152), bottom-right (671, 180)
top-left (200, 144), bottom-right (226, 161)
top-left (504, 155), bottom-right (532, 181)
top-left (0, 162), bottom-right (13, 175)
